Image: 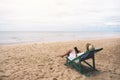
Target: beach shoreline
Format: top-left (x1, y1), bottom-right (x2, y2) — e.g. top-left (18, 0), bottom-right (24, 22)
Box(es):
top-left (0, 31), bottom-right (120, 45)
top-left (0, 36), bottom-right (120, 46)
top-left (0, 37), bottom-right (120, 80)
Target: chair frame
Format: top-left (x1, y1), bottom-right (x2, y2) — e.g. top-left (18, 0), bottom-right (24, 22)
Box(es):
top-left (65, 48), bottom-right (103, 75)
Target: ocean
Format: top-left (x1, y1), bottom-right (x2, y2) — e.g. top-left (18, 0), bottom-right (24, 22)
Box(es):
top-left (0, 31), bottom-right (120, 44)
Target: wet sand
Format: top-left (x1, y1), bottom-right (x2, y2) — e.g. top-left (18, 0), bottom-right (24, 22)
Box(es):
top-left (0, 37), bottom-right (120, 80)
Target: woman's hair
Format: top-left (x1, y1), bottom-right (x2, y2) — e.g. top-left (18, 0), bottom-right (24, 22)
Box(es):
top-left (86, 43), bottom-right (95, 51)
top-left (86, 43), bottom-right (91, 51)
top-left (74, 47), bottom-right (79, 53)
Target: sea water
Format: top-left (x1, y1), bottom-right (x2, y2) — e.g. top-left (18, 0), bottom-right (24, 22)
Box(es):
top-left (0, 31), bottom-right (120, 44)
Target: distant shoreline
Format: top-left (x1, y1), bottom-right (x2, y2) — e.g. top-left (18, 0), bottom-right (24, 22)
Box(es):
top-left (0, 31), bottom-right (120, 45)
top-left (0, 36), bottom-right (120, 46)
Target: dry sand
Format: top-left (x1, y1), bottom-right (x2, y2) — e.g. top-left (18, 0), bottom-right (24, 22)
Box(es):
top-left (0, 37), bottom-right (120, 80)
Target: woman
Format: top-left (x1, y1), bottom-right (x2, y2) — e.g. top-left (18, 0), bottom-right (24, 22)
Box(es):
top-left (60, 43), bottom-right (95, 58)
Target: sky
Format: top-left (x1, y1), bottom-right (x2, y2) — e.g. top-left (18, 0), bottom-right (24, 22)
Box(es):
top-left (0, 0), bottom-right (120, 31)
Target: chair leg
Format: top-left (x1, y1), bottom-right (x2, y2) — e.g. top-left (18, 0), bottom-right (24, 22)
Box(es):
top-left (72, 62), bottom-right (82, 73)
top-left (92, 55), bottom-right (95, 70)
top-left (79, 61), bottom-right (83, 73)
top-left (83, 60), bottom-right (94, 69)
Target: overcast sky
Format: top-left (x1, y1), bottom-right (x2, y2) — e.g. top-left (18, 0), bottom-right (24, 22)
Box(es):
top-left (0, 0), bottom-right (120, 31)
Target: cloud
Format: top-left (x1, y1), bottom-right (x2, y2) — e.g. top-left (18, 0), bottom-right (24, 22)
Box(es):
top-left (0, 0), bottom-right (120, 31)
top-left (105, 22), bottom-right (120, 26)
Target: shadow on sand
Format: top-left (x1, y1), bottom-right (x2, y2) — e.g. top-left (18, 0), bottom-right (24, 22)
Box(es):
top-left (69, 64), bottom-right (101, 77)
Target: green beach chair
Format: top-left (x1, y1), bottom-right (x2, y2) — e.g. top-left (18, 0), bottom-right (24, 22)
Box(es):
top-left (65, 48), bottom-right (103, 75)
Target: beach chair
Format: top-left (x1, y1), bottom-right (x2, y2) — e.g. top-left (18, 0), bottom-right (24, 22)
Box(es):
top-left (65, 48), bottom-right (103, 75)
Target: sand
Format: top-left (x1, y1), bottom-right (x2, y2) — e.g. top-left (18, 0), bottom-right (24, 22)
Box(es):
top-left (0, 37), bottom-right (120, 80)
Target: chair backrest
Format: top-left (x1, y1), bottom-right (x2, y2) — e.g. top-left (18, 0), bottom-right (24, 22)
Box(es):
top-left (81, 48), bottom-right (103, 61)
